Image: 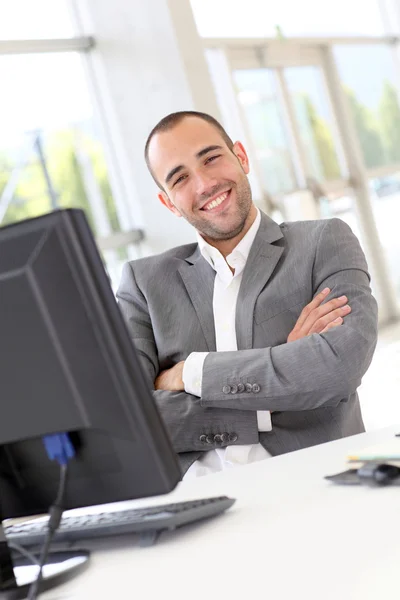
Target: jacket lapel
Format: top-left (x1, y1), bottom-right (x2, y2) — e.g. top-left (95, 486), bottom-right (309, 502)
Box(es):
top-left (236, 212), bottom-right (284, 349)
top-left (178, 247), bottom-right (217, 351)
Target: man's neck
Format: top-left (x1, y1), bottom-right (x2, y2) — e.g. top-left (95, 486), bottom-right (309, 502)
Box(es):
top-left (201, 204), bottom-right (258, 259)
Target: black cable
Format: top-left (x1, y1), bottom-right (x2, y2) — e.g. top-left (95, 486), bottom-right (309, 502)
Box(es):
top-left (26, 463), bottom-right (68, 600)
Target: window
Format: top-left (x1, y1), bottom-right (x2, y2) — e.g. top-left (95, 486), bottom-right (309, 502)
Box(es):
top-left (284, 66), bottom-right (341, 181)
top-left (0, 1), bottom-right (140, 290)
top-left (335, 45), bottom-right (400, 169)
top-left (0, 53), bottom-right (115, 232)
top-left (191, 0), bottom-right (386, 38)
top-left (233, 69), bottom-right (295, 195)
top-left (0, 0), bottom-right (76, 39)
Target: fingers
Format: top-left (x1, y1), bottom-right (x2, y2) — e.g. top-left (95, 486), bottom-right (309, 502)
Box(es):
top-left (287, 288), bottom-right (352, 343)
top-left (294, 287), bottom-right (330, 330)
top-left (154, 370), bottom-right (166, 391)
top-left (301, 295), bottom-right (350, 334)
top-left (308, 303), bottom-right (351, 334)
top-left (154, 363), bottom-right (185, 392)
top-left (320, 317), bottom-right (343, 334)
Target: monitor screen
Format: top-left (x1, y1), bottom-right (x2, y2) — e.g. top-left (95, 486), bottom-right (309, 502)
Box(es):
top-left (0, 209), bottom-right (181, 519)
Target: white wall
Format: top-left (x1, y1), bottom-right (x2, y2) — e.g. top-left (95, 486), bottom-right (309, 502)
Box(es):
top-left (75, 0), bottom-right (221, 256)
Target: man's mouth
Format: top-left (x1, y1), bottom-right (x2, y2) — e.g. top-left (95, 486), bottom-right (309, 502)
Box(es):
top-left (200, 190), bottom-right (231, 212)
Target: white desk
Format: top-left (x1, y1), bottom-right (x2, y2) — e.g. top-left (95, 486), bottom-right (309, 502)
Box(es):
top-left (42, 425), bottom-right (400, 600)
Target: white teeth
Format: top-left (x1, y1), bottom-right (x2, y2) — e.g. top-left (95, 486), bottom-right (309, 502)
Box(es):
top-left (204, 192), bottom-right (228, 211)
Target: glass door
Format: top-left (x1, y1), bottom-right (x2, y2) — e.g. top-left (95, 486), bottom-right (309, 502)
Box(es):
top-left (208, 42), bottom-right (399, 323)
top-left (231, 48), bottom-right (353, 226)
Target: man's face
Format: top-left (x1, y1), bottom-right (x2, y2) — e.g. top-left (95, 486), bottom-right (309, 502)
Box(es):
top-left (147, 117), bottom-right (253, 241)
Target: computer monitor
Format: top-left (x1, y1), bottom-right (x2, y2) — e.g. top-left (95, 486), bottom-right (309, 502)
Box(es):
top-left (0, 209), bottom-right (182, 593)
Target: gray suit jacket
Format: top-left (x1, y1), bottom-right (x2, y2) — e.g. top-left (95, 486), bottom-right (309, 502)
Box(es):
top-left (117, 214), bottom-right (378, 474)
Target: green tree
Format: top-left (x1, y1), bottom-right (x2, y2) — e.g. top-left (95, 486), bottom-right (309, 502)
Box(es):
top-left (47, 130), bottom-right (96, 231)
top-left (0, 130), bottom-right (120, 237)
top-left (50, 130), bottom-right (120, 234)
top-left (83, 136), bottom-right (120, 233)
top-left (378, 81), bottom-right (400, 164)
top-left (345, 87), bottom-right (385, 169)
top-left (303, 95), bottom-right (340, 180)
top-left (0, 152), bottom-right (11, 205)
top-left (1, 156), bottom-right (51, 225)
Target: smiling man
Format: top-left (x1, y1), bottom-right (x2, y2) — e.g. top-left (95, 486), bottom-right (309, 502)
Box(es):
top-left (149, 122), bottom-right (255, 249)
top-left (117, 111), bottom-right (378, 477)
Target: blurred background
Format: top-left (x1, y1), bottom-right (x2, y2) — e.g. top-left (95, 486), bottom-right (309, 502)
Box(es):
top-left (2, 0), bottom-right (400, 429)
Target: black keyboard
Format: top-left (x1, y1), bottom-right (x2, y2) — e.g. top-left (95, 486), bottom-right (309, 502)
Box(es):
top-left (4, 496), bottom-right (235, 548)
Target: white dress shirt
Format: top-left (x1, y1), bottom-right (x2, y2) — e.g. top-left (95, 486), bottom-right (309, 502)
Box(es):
top-left (183, 209), bottom-right (272, 478)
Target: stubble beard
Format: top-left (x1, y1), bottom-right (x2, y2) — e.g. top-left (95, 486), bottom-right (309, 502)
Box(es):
top-left (184, 177), bottom-right (253, 241)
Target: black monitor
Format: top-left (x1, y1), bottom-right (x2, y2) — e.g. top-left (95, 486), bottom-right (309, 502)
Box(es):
top-left (0, 209), bottom-right (181, 594)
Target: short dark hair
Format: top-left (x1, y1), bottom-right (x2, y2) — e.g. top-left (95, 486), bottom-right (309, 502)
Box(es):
top-left (144, 111), bottom-right (234, 189)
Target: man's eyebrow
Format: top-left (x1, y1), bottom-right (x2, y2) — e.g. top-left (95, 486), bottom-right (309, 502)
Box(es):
top-left (196, 145), bottom-right (223, 159)
top-left (165, 165), bottom-right (184, 185)
top-left (164, 145), bottom-right (223, 185)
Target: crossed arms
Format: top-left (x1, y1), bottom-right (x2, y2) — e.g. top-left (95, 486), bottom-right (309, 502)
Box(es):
top-left (117, 219), bottom-right (378, 453)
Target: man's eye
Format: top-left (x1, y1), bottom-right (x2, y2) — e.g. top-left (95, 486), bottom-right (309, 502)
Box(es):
top-left (205, 155), bottom-right (221, 164)
top-left (173, 174), bottom-right (187, 186)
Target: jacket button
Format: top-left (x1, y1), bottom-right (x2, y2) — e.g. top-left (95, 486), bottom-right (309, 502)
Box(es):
top-left (252, 383), bottom-right (261, 393)
top-left (229, 432), bottom-right (238, 442)
top-left (221, 433), bottom-right (229, 443)
top-left (222, 385), bottom-right (231, 394)
top-left (214, 434), bottom-right (222, 445)
top-left (206, 434), bottom-right (214, 444)
top-left (230, 384), bottom-right (238, 394)
top-left (245, 383), bottom-right (253, 393)
top-left (237, 383), bottom-right (245, 393)
top-left (199, 434), bottom-right (207, 444)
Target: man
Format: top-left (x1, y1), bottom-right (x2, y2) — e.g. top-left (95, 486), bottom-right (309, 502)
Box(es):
top-left (117, 110), bottom-right (378, 477)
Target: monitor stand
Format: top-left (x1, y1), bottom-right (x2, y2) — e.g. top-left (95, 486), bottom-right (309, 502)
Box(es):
top-left (0, 522), bottom-right (90, 599)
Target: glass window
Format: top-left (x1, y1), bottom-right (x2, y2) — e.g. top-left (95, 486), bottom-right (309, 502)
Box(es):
top-left (368, 171), bottom-right (400, 299)
top-left (334, 45), bottom-right (400, 169)
top-left (334, 46), bottom-right (400, 303)
top-left (233, 69), bottom-right (296, 196)
top-left (0, 52), bottom-right (127, 288)
top-left (191, 0), bottom-right (385, 38)
top-left (0, 0), bottom-right (76, 39)
top-left (284, 66), bottom-right (341, 181)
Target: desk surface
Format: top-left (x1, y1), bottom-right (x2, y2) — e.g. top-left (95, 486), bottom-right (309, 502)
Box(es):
top-left (41, 425), bottom-right (400, 600)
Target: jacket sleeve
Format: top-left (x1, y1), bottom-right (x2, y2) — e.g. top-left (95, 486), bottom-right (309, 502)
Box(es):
top-left (116, 262), bottom-right (259, 453)
top-left (200, 218), bottom-right (378, 411)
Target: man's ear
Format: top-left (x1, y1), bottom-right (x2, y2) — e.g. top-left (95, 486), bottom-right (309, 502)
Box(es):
top-left (232, 141), bottom-right (250, 175)
top-left (158, 191), bottom-right (182, 217)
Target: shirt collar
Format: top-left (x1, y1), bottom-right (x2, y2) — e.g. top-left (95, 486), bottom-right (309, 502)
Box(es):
top-left (197, 208), bottom-right (261, 275)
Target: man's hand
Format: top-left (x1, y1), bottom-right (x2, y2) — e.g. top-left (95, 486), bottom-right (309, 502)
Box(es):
top-left (154, 290), bottom-right (350, 387)
top-left (287, 287), bottom-right (351, 343)
top-left (154, 361), bottom-right (185, 392)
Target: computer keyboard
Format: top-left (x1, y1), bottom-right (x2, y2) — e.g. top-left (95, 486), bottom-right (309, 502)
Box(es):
top-left (4, 496), bottom-right (235, 548)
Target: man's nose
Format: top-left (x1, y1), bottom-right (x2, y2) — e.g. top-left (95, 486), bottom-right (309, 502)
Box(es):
top-left (193, 170), bottom-right (218, 196)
